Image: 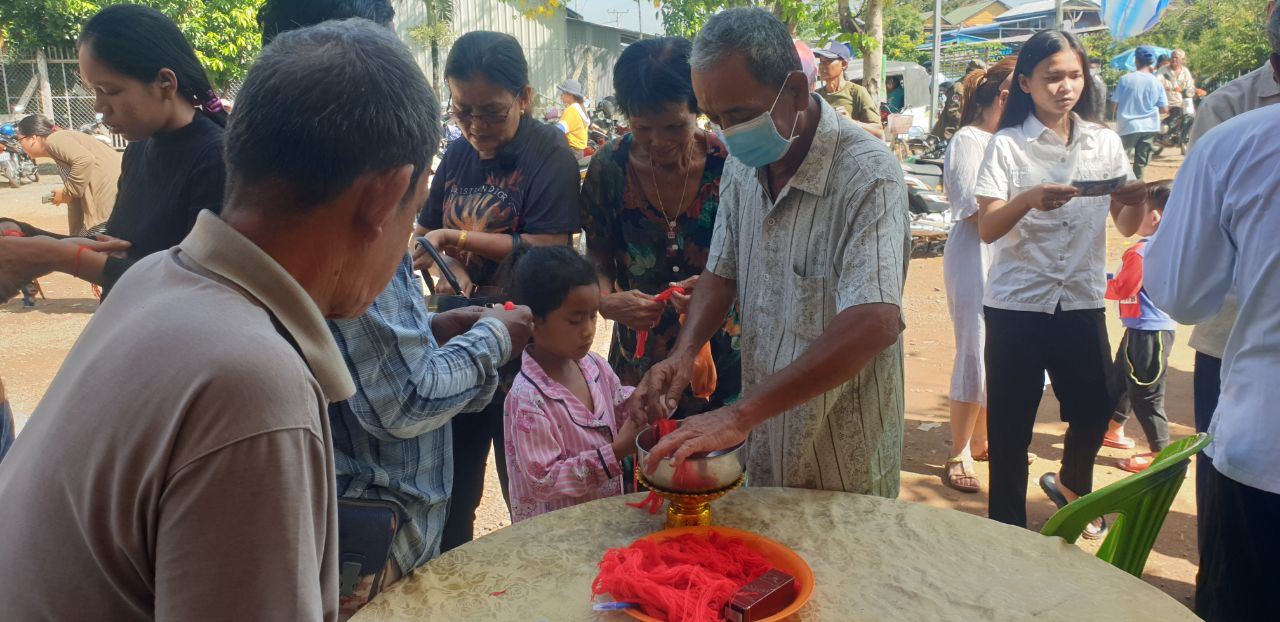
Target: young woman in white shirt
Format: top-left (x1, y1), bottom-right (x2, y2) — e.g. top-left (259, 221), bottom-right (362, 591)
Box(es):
top-left (941, 57), bottom-right (1016, 494)
top-left (973, 30), bottom-right (1148, 535)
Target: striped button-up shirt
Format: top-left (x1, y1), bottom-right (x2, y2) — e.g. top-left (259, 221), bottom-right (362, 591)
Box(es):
top-left (707, 97), bottom-right (909, 497)
top-left (504, 350), bottom-right (634, 522)
top-left (328, 254), bottom-right (511, 572)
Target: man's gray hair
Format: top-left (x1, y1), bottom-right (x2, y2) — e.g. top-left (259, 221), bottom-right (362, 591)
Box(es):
top-left (1270, 3), bottom-right (1280, 53)
top-left (690, 7), bottom-right (801, 89)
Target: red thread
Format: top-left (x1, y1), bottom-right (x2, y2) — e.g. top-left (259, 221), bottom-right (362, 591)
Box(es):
top-left (73, 245), bottom-right (88, 279)
top-left (489, 590), bottom-right (507, 597)
top-left (635, 287), bottom-right (686, 358)
top-left (503, 301), bottom-right (515, 311)
top-left (591, 532), bottom-right (772, 622)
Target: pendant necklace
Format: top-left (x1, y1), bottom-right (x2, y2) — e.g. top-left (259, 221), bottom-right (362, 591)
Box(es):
top-left (648, 149), bottom-right (693, 273)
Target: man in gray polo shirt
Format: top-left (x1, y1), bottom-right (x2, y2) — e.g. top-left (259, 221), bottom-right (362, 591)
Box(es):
top-left (638, 8), bottom-right (909, 497)
top-left (0, 21), bottom-right (439, 621)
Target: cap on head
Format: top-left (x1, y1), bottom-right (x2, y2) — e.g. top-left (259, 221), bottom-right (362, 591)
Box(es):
top-left (557, 78), bottom-right (585, 99)
top-left (1135, 46), bottom-right (1156, 67)
top-left (813, 41), bottom-right (851, 62)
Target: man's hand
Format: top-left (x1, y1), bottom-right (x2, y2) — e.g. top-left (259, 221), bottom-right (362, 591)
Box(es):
top-left (633, 352), bottom-right (695, 423)
top-left (0, 236), bottom-right (130, 302)
top-left (642, 407), bottom-right (751, 472)
top-left (669, 275), bottom-right (699, 316)
top-left (430, 306), bottom-right (486, 343)
top-left (481, 305), bottom-right (534, 355)
top-left (599, 289), bottom-right (665, 331)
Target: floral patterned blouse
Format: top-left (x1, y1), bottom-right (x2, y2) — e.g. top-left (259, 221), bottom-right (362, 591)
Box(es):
top-left (580, 133), bottom-right (741, 417)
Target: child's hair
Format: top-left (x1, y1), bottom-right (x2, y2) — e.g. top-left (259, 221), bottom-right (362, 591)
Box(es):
top-left (508, 246), bottom-right (598, 318)
top-left (1000, 29), bottom-right (1099, 129)
top-left (79, 5), bottom-right (228, 128)
top-left (1145, 180), bottom-right (1173, 212)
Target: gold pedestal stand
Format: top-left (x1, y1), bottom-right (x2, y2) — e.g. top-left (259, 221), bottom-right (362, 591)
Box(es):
top-left (635, 470), bottom-right (746, 528)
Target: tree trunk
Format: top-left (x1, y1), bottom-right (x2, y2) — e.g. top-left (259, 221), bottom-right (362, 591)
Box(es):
top-left (431, 42), bottom-right (441, 95)
top-left (861, 0), bottom-right (885, 103)
top-left (838, 1), bottom-right (860, 36)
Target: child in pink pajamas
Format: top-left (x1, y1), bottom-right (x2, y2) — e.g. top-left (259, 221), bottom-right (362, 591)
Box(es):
top-left (504, 246), bottom-right (641, 522)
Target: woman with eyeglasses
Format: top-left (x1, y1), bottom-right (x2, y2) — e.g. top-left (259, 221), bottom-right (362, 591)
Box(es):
top-left (15, 114), bottom-right (122, 238)
top-left (411, 30), bottom-right (581, 553)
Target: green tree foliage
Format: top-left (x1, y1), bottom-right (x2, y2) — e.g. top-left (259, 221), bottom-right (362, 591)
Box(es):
top-left (0, 0), bottom-right (260, 88)
top-left (1080, 0), bottom-right (1271, 89)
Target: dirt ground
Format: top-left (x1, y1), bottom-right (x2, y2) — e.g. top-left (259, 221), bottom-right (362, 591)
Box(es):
top-left (0, 152), bottom-right (1197, 608)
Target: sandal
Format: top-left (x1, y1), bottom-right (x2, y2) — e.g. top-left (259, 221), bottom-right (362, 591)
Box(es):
top-left (1102, 432), bottom-right (1136, 450)
top-left (1117, 453), bottom-right (1157, 474)
top-left (1039, 473), bottom-right (1108, 540)
top-left (944, 457), bottom-right (981, 493)
top-left (972, 451), bottom-right (1037, 465)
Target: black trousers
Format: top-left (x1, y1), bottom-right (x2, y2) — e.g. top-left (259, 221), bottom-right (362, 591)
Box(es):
top-left (984, 306), bottom-right (1113, 527)
top-left (439, 389), bottom-right (510, 553)
top-left (1109, 328), bottom-right (1174, 452)
top-left (1193, 352), bottom-right (1222, 557)
top-left (1195, 464), bottom-right (1280, 620)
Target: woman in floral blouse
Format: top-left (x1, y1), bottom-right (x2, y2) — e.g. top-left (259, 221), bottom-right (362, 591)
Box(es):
top-left (581, 37), bottom-right (740, 418)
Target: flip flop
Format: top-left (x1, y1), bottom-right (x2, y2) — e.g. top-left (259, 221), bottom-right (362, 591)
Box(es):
top-left (1039, 473), bottom-right (1108, 540)
top-left (1102, 434), bottom-right (1136, 450)
top-left (1117, 453), bottom-right (1156, 474)
top-left (944, 457), bottom-right (981, 493)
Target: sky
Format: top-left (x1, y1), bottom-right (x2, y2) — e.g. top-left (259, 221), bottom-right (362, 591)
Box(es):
top-left (570, 0), bottom-right (663, 35)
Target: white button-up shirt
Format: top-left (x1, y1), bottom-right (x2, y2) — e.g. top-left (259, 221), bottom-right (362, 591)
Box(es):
top-left (1145, 103), bottom-right (1280, 495)
top-left (974, 114), bottom-right (1134, 313)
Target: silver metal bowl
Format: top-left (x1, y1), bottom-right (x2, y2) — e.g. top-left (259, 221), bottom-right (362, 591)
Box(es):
top-left (635, 424), bottom-right (745, 493)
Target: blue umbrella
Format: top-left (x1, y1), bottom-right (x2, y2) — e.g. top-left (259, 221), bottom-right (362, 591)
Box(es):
top-left (1102, 0), bottom-right (1171, 40)
top-left (1109, 46), bottom-right (1174, 72)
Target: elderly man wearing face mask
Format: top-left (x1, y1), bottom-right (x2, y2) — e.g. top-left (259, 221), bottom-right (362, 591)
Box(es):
top-left (634, 8), bottom-right (910, 498)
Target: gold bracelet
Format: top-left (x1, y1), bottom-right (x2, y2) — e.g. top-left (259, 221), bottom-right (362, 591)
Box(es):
top-left (458, 230), bottom-right (468, 251)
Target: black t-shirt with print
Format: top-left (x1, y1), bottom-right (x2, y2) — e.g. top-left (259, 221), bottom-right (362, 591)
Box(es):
top-left (418, 116), bottom-right (582, 287)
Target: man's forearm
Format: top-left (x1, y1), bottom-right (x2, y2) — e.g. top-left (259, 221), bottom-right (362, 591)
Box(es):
top-left (732, 303), bottom-right (901, 428)
top-left (671, 270), bottom-right (735, 357)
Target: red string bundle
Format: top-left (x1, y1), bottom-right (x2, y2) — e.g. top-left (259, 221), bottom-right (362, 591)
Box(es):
top-left (592, 533), bottom-right (772, 622)
top-left (635, 286), bottom-right (686, 358)
top-left (628, 419), bottom-right (680, 513)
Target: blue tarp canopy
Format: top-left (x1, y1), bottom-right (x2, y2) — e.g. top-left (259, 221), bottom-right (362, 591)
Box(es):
top-left (1109, 45), bottom-right (1173, 71)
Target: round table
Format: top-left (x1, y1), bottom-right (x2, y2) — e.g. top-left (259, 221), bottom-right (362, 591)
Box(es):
top-left (352, 488), bottom-right (1195, 621)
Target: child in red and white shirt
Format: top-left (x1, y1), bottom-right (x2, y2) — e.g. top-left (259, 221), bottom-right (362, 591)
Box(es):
top-left (503, 246), bottom-right (640, 522)
top-left (1102, 180), bottom-right (1177, 472)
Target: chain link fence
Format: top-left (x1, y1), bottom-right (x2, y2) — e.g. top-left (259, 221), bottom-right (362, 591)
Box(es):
top-left (1, 50), bottom-right (39, 121)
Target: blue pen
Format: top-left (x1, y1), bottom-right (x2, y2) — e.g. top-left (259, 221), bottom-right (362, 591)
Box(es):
top-left (592, 601), bottom-right (640, 611)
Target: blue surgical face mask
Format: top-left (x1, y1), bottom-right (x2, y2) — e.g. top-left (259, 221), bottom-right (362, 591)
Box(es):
top-left (716, 79), bottom-right (801, 168)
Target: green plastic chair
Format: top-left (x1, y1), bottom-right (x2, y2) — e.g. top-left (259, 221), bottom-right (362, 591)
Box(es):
top-left (1040, 432), bottom-right (1211, 577)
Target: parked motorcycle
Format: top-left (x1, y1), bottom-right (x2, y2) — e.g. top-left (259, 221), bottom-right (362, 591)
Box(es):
top-left (0, 123), bottom-right (40, 188)
top-left (79, 113), bottom-right (115, 148)
top-left (1152, 90), bottom-right (1203, 157)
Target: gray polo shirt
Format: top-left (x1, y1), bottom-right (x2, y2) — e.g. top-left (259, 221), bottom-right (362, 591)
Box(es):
top-left (707, 96), bottom-right (909, 497)
top-left (0, 211), bottom-right (354, 620)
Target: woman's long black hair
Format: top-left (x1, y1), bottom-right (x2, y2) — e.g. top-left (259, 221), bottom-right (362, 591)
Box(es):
top-left (999, 29), bottom-right (1099, 130)
top-left (79, 5), bottom-right (228, 127)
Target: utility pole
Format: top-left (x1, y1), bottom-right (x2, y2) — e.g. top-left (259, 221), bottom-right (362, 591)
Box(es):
top-left (931, 0), bottom-right (942, 129)
top-left (1055, 0), bottom-right (1065, 29)
top-left (636, 0), bottom-right (644, 38)
top-left (607, 9), bottom-right (628, 29)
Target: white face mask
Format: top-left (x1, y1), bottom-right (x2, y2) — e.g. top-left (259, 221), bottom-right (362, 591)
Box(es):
top-left (715, 78), bottom-right (801, 168)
